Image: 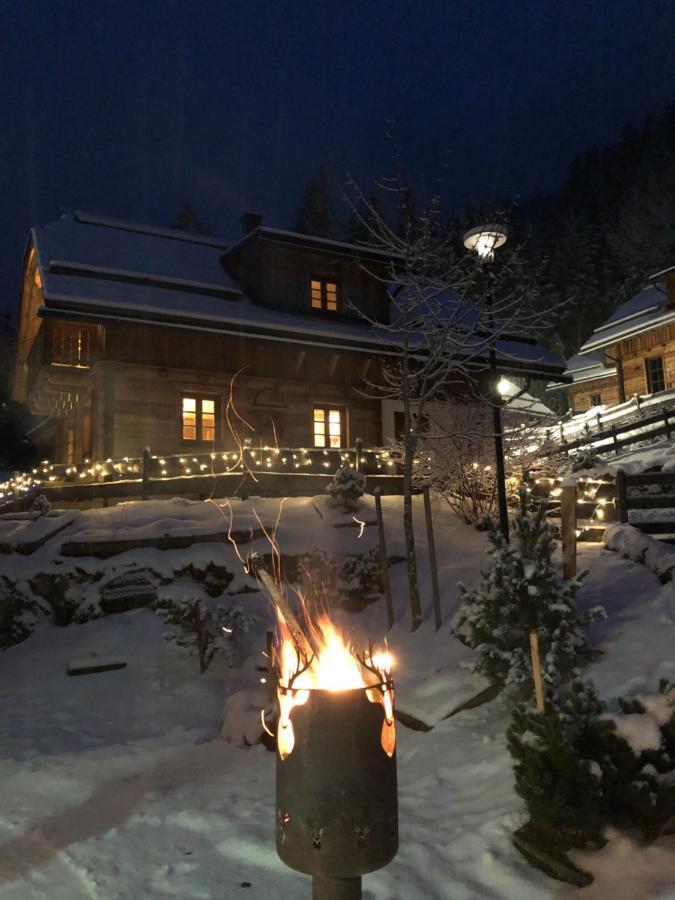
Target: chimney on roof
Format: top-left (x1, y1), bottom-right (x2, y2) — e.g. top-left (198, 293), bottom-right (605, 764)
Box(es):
top-left (240, 212), bottom-right (264, 236)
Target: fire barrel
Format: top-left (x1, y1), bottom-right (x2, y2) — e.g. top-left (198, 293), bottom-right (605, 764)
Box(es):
top-left (276, 685), bottom-right (398, 899)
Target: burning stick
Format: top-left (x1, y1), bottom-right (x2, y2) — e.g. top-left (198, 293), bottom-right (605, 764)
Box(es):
top-left (254, 563), bottom-right (315, 661)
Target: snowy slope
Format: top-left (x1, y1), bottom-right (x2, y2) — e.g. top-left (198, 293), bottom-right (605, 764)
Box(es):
top-left (0, 502), bottom-right (674, 898)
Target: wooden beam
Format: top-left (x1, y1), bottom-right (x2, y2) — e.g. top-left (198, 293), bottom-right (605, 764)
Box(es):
top-left (328, 353), bottom-right (341, 377)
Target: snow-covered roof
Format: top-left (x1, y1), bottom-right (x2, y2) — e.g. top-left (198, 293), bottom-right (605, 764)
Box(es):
top-left (498, 379), bottom-right (555, 418)
top-left (30, 212), bottom-right (565, 376)
top-left (579, 284), bottom-right (673, 354)
top-left (33, 212), bottom-right (239, 297)
top-left (547, 351), bottom-right (617, 392)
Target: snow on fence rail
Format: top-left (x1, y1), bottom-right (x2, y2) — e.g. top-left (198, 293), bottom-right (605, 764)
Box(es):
top-left (0, 445), bottom-right (404, 511)
top-left (553, 387), bottom-right (675, 443)
top-left (543, 403), bottom-right (675, 458)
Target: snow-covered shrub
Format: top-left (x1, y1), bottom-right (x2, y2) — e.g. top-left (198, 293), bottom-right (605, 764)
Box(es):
top-left (296, 548), bottom-right (382, 611)
top-left (0, 576), bottom-right (50, 647)
top-left (453, 499), bottom-right (603, 693)
top-left (155, 596), bottom-right (259, 673)
top-left (570, 449), bottom-right (601, 472)
top-left (326, 466), bottom-right (366, 512)
top-left (29, 494), bottom-right (51, 518)
top-left (508, 679), bottom-right (675, 849)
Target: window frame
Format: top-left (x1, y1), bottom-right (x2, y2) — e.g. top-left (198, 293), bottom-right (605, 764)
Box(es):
top-left (51, 323), bottom-right (98, 369)
top-left (312, 404), bottom-right (347, 449)
top-left (309, 277), bottom-right (339, 313)
top-left (181, 393), bottom-right (220, 445)
top-left (645, 355), bottom-right (666, 394)
top-left (589, 393), bottom-right (602, 407)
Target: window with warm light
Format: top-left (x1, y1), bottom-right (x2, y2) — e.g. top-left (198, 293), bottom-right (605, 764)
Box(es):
top-left (313, 406), bottom-right (343, 448)
top-left (310, 279), bottom-right (338, 312)
top-left (182, 395), bottom-right (218, 442)
top-left (52, 324), bottom-right (97, 368)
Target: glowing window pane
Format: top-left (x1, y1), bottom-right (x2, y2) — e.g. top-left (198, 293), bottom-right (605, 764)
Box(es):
top-left (328, 410), bottom-right (341, 426)
top-left (202, 426), bottom-right (215, 441)
top-left (314, 409), bottom-right (325, 423)
top-left (201, 399), bottom-right (215, 414)
top-left (311, 280), bottom-right (321, 290)
top-left (312, 296), bottom-right (323, 309)
top-left (183, 397), bottom-right (196, 412)
top-left (329, 433), bottom-right (341, 448)
top-left (183, 425), bottom-right (197, 441)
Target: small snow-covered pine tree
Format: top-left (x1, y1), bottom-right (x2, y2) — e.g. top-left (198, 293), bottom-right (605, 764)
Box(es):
top-left (327, 466), bottom-right (366, 512)
top-left (454, 498), bottom-right (604, 693)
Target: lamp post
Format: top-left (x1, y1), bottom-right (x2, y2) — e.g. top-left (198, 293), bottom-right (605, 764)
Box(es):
top-left (463, 224), bottom-right (510, 541)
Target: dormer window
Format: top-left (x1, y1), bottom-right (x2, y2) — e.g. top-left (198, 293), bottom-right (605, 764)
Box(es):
top-left (310, 278), bottom-right (337, 312)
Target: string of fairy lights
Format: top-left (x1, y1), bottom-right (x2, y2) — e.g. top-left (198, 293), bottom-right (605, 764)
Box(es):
top-left (528, 474), bottom-right (616, 535)
top-left (0, 446), bottom-right (400, 505)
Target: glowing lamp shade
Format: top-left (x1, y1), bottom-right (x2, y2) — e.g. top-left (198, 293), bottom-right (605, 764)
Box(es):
top-left (463, 224), bottom-right (508, 261)
top-left (497, 377), bottom-right (512, 397)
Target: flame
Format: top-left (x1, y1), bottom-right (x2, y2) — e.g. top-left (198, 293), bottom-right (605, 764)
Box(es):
top-left (276, 610), bottom-right (395, 760)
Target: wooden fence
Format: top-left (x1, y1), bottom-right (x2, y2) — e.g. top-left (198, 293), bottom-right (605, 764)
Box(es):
top-left (551, 404), bottom-right (675, 458)
top-left (0, 444), bottom-right (404, 512)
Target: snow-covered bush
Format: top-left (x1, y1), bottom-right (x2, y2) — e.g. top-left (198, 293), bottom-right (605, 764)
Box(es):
top-left (326, 466), bottom-right (366, 512)
top-left (295, 548), bottom-right (382, 612)
top-left (453, 499), bottom-right (603, 693)
top-left (29, 494), bottom-right (51, 518)
top-left (570, 448), bottom-right (601, 472)
top-left (155, 596), bottom-right (259, 673)
top-left (508, 679), bottom-right (675, 849)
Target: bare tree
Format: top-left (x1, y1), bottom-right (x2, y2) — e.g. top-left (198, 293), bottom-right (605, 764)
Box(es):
top-left (345, 178), bottom-right (545, 630)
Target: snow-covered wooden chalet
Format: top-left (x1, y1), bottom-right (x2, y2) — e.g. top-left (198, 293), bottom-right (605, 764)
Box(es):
top-left (551, 266), bottom-right (675, 413)
top-left (13, 212), bottom-right (565, 464)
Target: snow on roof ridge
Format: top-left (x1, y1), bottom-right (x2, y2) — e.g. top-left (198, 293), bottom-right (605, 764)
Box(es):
top-left (649, 263), bottom-right (675, 281)
top-left (224, 225), bottom-right (402, 259)
top-left (72, 211), bottom-right (231, 249)
top-left (581, 308), bottom-right (675, 353)
top-left (592, 300), bottom-right (661, 334)
top-left (48, 259), bottom-right (242, 297)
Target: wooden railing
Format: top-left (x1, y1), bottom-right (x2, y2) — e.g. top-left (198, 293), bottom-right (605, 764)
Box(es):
top-left (0, 444), bottom-right (404, 511)
top-left (549, 404), bottom-right (675, 458)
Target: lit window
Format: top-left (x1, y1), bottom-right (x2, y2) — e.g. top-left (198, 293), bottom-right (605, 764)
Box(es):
top-left (182, 395), bottom-right (219, 442)
top-left (313, 406), bottom-right (343, 448)
top-left (52, 324), bottom-right (97, 368)
top-left (310, 278), bottom-right (338, 312)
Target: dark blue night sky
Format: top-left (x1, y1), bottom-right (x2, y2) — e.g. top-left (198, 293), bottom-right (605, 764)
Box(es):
top-left (3, 0), bottom-right (675, 314)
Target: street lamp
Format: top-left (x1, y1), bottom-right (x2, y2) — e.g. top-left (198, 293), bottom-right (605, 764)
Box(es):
top-left (463, 224), bottom-right (510, 541)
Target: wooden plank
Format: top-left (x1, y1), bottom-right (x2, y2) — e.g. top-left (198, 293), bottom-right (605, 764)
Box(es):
top-left (627, 495), bottom-right (675, 509)
top-left (67, 656), bottom-right (127, 676)
top-left (631, 521), bottom-right (675, 534)
top-left (615, 470), bottom-right (628, 523)
top-left (625, 472), bottom-right (675, 486)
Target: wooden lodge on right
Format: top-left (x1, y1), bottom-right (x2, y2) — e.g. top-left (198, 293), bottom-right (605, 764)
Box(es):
top-left (551, 265), bottom-right (675, 414)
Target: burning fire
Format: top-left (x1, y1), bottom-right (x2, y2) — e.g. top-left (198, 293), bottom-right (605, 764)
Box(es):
top-left (276, 610), bottom-right (395, 761)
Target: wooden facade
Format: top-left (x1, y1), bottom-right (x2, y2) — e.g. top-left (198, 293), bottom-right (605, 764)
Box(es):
top-left (13, 225), bottom-right (390, 463)
top-left (15, 214), bottom-right (565, 466)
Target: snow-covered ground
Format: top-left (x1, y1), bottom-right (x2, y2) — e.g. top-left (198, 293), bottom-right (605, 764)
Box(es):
top-left (1, 498), bottom-right (674, 898)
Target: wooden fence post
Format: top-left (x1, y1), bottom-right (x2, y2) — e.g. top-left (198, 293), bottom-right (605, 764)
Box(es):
top-left (142, 447), bottom-right (151, 500)
top-left (422, 483), bottom-right (442, 630)
top-left (615, 469), bottom-right (628, 524)
top-left (374, 487), bottom-right (394, 630)
top-left (560, 481), bottom-right (577, 579)
top-left (663, 407), bottom-right (672, 440)
top-left (611, 425), bottom-right (619, 455)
